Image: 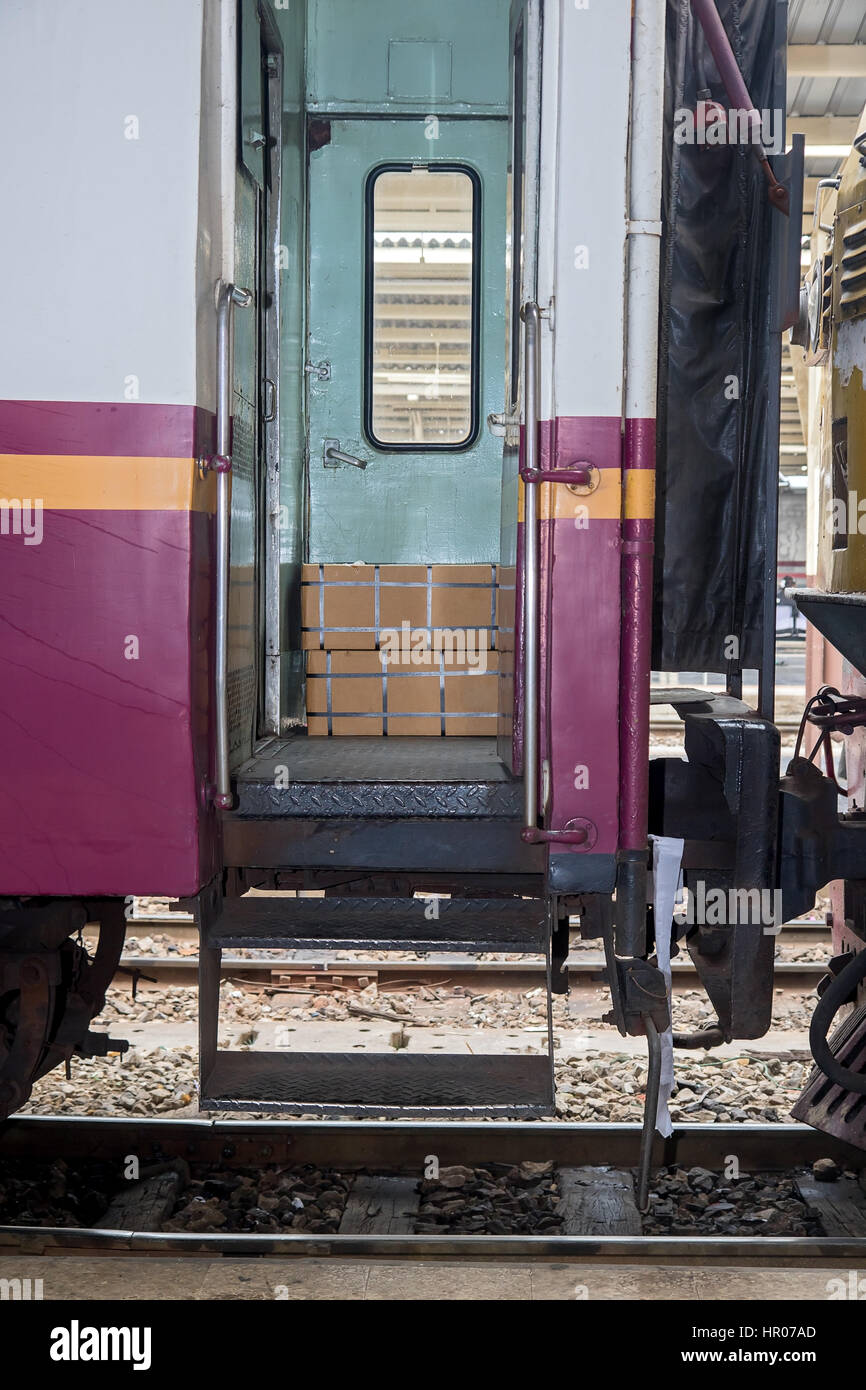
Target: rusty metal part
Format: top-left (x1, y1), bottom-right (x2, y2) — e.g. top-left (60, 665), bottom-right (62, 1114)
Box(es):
top-left (809, 951), bottom-right (866, 1096)
top-left (0, 952), bottom-right (58, 1118)
top-left (0, 899), bottom-right (128, 1119)
top-left (603, 957), bottom-right (670, 1038)
top-left (793, 1001), bottom-right (866, 1151)
top-left (686, 922), bottom-right (775, 1042)
top-left (636, 1017), bottom-right (662, 1214)
top-left (670, 1024), bottom-right (725, 1050)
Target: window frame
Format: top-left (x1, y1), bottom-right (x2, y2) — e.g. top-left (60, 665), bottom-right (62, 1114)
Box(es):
top-left (363, 160), bottom-right (482, 453)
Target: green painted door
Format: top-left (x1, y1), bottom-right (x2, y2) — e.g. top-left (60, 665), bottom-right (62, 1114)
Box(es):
top-left (307, 118), bottom-right (508, 563)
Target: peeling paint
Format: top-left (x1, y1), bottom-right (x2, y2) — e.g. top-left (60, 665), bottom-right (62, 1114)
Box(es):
top-left (835, 317), bottom-right (866, 389)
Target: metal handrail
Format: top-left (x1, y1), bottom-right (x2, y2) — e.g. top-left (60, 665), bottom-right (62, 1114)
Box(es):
top-left (812, 177), bottom-right (840, 236)
top-left (520, 303), bottom-right (541, 835)
top-left (518, 302), bottom-right (589, 849)
top-left (212, 280), bottom-right (252, 810)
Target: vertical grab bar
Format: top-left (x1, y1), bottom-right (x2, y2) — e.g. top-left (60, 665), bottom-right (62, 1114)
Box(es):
top-left (521, 302), bottom-right (541, 834)
top-left (211, 280), bottom-right (252, 810)
top-left (519, 303), bottom-right (588, 848)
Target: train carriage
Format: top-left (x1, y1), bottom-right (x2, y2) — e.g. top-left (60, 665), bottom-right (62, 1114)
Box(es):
top-left (0, 0), bottom-right (863, 1159)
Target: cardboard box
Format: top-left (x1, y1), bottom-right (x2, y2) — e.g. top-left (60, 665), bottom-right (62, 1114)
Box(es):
top-left (301, 563), bottom-right (499, 651)
top-left (306, 648), bottom-right (500, 736)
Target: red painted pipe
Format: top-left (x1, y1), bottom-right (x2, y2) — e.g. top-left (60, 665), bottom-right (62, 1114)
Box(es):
top-left (690, 0), bottom-right (789, 213)
top-left (690, 0), bottom-right (759, 131)
top-left (618, 419), bottom-right (655, 853)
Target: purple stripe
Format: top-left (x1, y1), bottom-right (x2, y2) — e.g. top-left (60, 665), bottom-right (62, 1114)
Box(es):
top-left (546, 413), bottom-right (622, 464)
top-left (0, 401), bottom-right (215, 458)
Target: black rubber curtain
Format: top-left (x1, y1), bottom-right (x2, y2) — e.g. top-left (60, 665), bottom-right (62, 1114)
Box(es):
top-left (653, 0), bottom-right (786, 674)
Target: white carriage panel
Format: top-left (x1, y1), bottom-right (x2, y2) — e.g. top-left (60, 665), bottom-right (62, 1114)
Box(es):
top-left (196, 0), bottom-right (239, 415)
top-left (547, 0), bottom-right (632, 423)
top-left (0, 0), bottom-right (205, 406)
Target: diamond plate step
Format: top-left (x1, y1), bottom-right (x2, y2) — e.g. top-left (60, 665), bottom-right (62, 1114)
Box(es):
top-left (205, 896), bottom-right (547, 954)
top-left (201, 1051), bottom-right (554, 1117)
top-left (231, 736), bottom-right (522, 819)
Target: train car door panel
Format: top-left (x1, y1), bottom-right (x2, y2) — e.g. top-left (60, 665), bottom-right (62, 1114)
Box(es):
top-left (306, 118), bottom-right (508, 564)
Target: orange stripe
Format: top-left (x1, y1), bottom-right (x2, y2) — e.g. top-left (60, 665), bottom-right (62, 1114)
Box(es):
top-left (517, 470), bottom-right (622, 522)
top-left (624, 469), bottom-right (655, 520)
top-left (0, 455), bottom-right (216, 512)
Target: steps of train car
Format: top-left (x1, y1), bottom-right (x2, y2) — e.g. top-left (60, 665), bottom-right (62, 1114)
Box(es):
top-left (200, 1052), bottom-right (554, 1118)
top-left (193, 888), bottom-right (555, 1117)
top-left (220, 735), bottom-right (544, 878)
top-left (206, 895), bottom-right (547, 954)
top-left (228, 735), bottom-right (523, 818)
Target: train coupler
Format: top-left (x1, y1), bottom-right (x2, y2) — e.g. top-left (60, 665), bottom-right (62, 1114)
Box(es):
top-left (602, 957), bottom-right (670, 1039)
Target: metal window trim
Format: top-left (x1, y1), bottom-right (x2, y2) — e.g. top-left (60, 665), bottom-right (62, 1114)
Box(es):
top-left (362, 159), bottom-right (483, 453)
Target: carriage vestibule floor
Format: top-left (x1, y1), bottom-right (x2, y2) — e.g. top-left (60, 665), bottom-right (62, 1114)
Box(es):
top-left (237, 736), bottom-right (513, 785)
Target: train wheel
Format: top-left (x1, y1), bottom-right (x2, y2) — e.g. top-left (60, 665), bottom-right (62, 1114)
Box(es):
top-left (0, 899), bottom-right (127, 1118)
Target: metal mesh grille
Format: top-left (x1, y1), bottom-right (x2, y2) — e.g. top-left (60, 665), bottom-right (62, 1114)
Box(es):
top-left (228, 665), bottom-right (257, 760)
top-left (227, 391), bottom-right (257, 767)
top-left (231, 398), bottom-right (255, 480)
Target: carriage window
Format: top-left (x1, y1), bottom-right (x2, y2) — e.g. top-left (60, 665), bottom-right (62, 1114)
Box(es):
top-left (365, 164), bottom-right (480, 450)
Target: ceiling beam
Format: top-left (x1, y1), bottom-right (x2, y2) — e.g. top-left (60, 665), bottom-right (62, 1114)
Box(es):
top-left (787, 114), bottom-right (858, 148)
top-left (788, 45), bottom-right (866, 79)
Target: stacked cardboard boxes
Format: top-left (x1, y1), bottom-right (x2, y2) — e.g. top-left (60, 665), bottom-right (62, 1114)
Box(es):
top-left (301, 564), bottom-right (500, 735)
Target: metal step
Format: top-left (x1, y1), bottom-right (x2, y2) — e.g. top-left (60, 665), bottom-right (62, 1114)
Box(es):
top-left (232, 736), bottom-right (522, 819)
top-left (201, 1051), bottom-right (554, 1117)
top-left (205, 896), bottom-right (547, 954)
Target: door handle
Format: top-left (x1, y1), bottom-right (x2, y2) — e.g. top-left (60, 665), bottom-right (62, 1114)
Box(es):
top-left (323, 438), bottom-right (368, 470)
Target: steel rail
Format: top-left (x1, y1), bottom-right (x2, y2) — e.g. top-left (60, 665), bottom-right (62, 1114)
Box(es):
top-left (0, 1119), bottom-right (862, 1259)
top-left (114, 952), bottom-right (828, 985)
top-left (1, 1117), bottom-right (860, 1169)
top-left (1, 1227), bottom-right (864, 1261)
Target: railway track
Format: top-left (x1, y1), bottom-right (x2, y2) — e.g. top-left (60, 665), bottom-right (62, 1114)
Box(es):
top-left (114, 917), bottom-right (831, 989)
top-left (1, 1117), bottom-right (863, 1260)
top-left (116, 952), bottom-right (830, 989)
top-left (111, 917), bottom-right (828, 995)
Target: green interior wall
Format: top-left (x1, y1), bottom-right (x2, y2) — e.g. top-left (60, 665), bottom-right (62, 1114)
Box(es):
top-left (305, 0), bottom-right (511, 114)
top-left (269, 0), bottom-right (513, 723)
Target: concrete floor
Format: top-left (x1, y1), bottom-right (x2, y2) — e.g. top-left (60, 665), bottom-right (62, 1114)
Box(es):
top-left (0, 1257), bottom-right (858, 1300)
top-left (112, 1015), bottom-right (813, 1061)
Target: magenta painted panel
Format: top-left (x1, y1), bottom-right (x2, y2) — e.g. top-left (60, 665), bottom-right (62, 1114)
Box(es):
top-left (0, 401), bottom-right (214, 458)
top-left (0, 508), bottom-right (214, 895)
top-left (545, 515), bottom-right (622, 852)
top-left (515, 414), bottom-right (623, 855)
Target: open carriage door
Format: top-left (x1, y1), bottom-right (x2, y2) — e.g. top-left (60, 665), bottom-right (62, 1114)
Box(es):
top-left (224, 0), bottom-right (283, 785)
top-left (496, 0), bottom-right (541, 772)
